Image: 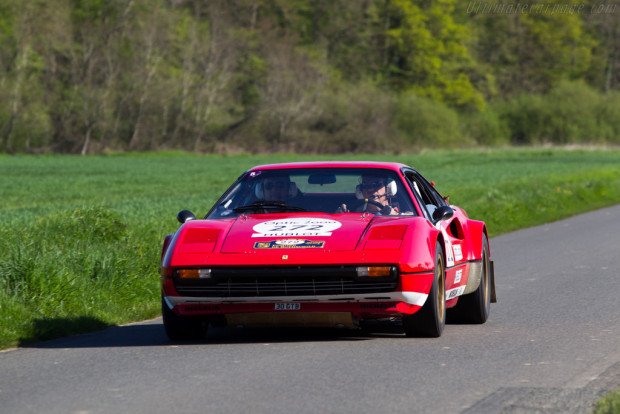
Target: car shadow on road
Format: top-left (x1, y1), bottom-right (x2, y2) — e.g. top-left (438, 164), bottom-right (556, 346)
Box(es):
top-left (20, 317), bottom-right (408, 349)
top-left (18, 317), bottom-right (169, 349)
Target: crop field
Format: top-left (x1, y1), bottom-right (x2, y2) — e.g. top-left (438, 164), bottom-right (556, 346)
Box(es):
top-left (1, 148), bottom-right (620, 350)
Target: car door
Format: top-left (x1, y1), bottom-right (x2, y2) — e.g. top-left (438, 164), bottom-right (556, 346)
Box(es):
top-left (403, 170), bottom-right (471, 301)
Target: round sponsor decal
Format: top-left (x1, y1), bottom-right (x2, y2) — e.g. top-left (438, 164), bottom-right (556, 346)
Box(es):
top-left (252, 218), bottom-right (342, 237)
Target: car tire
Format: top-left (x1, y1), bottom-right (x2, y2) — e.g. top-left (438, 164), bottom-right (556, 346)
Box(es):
top-left (162, 297), bottom-right (208, 340)
top-left (448, 234), bottom-right (491, 324)
top-left (402, 241), bottom-right (446, 338)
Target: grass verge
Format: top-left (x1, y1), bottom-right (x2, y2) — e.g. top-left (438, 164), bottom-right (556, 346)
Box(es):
top-left (593, 388), bottom-right (620, 413)
top-left (1, 147), bottom-right (620, 350)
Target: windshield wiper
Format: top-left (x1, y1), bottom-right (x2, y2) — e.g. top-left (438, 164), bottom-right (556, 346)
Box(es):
top-left (233, 201), bottom-right (306, 213)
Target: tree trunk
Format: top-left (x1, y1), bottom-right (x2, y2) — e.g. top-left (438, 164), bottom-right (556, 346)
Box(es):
top-left (81, 123), bottom-right (94, 156)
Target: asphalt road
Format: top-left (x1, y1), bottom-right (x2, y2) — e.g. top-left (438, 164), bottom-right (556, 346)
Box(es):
top-left (2, 205), bottom-right (620, 414)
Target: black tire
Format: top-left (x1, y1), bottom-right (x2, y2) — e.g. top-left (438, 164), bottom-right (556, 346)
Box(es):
top-left (402, 241), bottom-right (446, 338)
top-left (161, 297), bottom-right (208, 341)
top-left (448, 234), bottom-right (491, 324)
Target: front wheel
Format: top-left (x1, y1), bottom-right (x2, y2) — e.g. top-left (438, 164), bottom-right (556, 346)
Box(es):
top-left (448, 234), bottom-right (491, 324)
top-left (402, 241), bottom-right (446, 337)
top-left (162, 297), bottom-right (208, 340)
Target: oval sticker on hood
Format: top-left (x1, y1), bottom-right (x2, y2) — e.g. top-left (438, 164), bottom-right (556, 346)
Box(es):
top-left (252, 218), bottom-right (342, 237)
top-left (275, 239), bottom-right (305, 245)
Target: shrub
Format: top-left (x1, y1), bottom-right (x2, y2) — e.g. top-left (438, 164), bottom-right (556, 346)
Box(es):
top-left (460, 108), bottom-right (510, 146)
top-left (597, 91), bottom-right (620, 144)
top-left (544, 81), bottom-right (602, 143)
top-left (394, 93), bottom-right (468, 149)
top-left (496, 81), bottom-right (614, 145)
top-left (496, 93), bottom-right (548, 144)
top-left (303, 80), bottom-right (401, 153)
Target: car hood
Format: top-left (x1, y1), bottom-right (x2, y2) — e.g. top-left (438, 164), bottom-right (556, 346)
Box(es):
top-left (165, 213), bottom-right (426, 269)
top-left (220, 213), bottom-right (373, 253)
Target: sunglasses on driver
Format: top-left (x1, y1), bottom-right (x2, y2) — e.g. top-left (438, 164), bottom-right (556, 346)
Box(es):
top-left (360, 181), bottom-right (386, 191)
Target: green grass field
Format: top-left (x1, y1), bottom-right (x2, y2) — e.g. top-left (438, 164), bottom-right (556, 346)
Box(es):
top-left (1, 148), bottom-right (620, 352)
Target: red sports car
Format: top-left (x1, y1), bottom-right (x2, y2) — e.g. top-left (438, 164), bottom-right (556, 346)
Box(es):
top-left (159, 162), bottom-right (496, 339)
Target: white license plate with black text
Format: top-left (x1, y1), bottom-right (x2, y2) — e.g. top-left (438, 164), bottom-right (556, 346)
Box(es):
top-left (274, 303), bottom-right (301, 311)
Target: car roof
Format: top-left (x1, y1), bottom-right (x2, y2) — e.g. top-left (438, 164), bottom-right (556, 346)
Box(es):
top-left (248, 161), bottom-right (410, 172)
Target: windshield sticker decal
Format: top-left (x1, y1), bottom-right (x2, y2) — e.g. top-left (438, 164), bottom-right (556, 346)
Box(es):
top-left (254, 240), bottom-right (326, 249)
top-left (252, 218), bottom-right (342, 237)
top-left (248, 171), bottom-right (262, 179)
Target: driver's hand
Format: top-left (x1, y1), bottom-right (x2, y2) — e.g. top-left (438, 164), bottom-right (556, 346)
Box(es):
top-left (336, 204), bottom-right (349, 213)
top-left (381, 205), bottom-right (398, 215)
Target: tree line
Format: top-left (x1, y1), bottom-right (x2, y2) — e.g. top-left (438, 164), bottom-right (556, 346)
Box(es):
top-left (0, 0), bottom-right (619, 154)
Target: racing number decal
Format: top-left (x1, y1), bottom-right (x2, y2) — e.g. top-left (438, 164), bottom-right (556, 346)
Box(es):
top-left (252, 218), bottom-right (342, 237)
top-left (266, 224), bottom-right (323, 232)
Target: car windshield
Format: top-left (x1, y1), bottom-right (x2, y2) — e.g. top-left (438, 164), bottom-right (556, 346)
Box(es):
top-left (206, 167), bottom-right (417, 218)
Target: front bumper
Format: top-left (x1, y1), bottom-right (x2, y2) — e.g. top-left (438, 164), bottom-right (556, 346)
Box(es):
top-left (161, 266), bottom-right (435, 320)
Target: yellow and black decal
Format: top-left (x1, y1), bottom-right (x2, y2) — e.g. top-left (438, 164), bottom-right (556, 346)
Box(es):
top-left (253, 239), bottom-right (325, 249)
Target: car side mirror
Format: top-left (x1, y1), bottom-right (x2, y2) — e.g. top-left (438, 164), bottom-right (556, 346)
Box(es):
top-left (432, 205), bottom-right (454, 223)
top-left (177, 210), bottom-right (196, 224)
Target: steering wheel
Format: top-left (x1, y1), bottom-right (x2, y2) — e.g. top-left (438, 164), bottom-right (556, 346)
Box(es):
top-left (366, 199), bottom-right (384, 209)
top-left (365, 199), bottom-right (394, 215)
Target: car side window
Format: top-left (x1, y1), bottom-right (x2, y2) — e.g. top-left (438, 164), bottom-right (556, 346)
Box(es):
top-left (420, 175), bottom-right (447, 208)
top-left (404, 170), bottom-right (446, 220)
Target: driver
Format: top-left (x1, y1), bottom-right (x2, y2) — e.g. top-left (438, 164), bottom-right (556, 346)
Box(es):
top-left (337, 174), bottom-right (399, 215)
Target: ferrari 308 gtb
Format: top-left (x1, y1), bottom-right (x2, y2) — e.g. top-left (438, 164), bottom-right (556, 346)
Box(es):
top-left (159, 162), bottom-right (496, 339)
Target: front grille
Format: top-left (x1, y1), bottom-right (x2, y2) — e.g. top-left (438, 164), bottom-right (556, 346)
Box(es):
top-left (174, 266), bottom-right (398, 298)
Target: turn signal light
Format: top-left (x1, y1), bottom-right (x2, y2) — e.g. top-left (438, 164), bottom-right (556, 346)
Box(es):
top-left (177, 268), bottom-right (212, 279)
top-left (356, 266), bottom-right (392, 278)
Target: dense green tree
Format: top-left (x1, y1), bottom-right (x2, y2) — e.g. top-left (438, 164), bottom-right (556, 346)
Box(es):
top-left (0, 0), bottom-right (63, 152)
top-left (0, 0), bottom-right (617, 154)
top-left (582, 1), bottom-right (620, 91)
top-left (381, 0), bottom-right (484, 109)
top-left (467, 0), bottom-right (595, 96)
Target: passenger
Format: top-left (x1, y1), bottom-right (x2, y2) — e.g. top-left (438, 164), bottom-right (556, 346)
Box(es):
top-left (256, 175), bottom-right (302, 204)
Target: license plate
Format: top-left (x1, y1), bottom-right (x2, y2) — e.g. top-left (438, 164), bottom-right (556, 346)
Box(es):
top-left (274, 303), bottom-right (300, 311)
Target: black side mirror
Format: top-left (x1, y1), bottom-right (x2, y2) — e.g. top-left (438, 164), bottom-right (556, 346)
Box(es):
top-left (177, 210), bottom-right (196, 224)
top-left (432, 205), bottom-right (454, 223)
